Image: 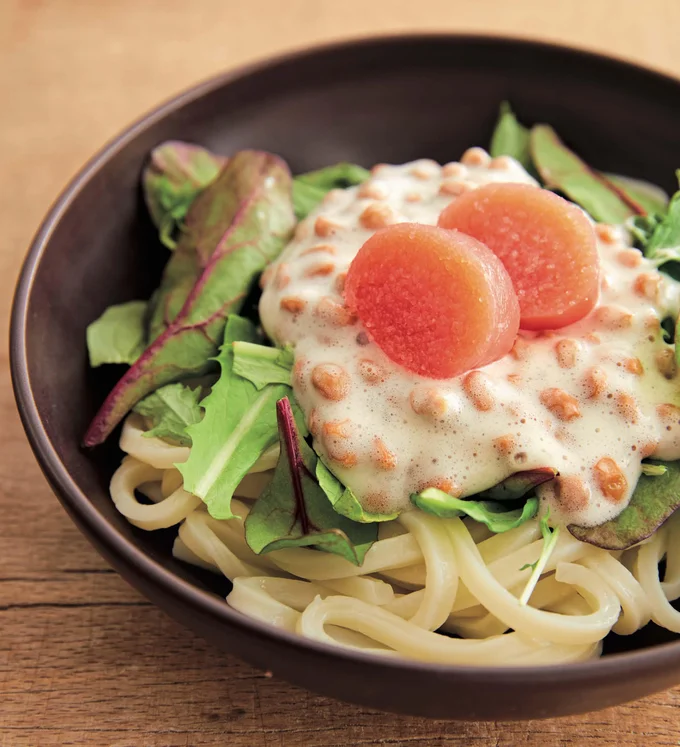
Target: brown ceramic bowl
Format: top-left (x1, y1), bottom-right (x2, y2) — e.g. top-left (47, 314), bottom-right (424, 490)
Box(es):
top-left (10, 35), bottom-right (680, 721)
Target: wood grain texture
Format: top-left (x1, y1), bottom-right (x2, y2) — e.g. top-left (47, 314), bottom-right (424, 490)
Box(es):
top-left (3, 1), bottom-right (680, 744)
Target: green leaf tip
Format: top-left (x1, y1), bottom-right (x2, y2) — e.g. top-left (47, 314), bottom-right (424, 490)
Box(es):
top-left (292, 162), bottom-right (370, 220)
top-left (133, 382), bottom-right (203, 446)
top-left (316, 459), bottom-right (399, 523)
top-left (529, 124), bottom-right (645, 224)
top-left (86, 300), bottom-right (147, 368)
top-left (411, 488), bottom-right (538, 534)
top-left (489, 101), bottom-right (533, 171)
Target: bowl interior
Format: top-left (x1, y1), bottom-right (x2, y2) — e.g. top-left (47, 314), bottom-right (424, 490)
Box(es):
top-left (13, 34), bottom-right (680, 679)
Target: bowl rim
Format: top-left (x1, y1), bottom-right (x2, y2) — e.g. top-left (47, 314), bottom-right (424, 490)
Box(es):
top-left (11, 31), bottom-right (680, 683)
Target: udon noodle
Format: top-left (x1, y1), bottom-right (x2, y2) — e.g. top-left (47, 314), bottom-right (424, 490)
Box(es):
top-left (110, 415), bottom-right (680, 665)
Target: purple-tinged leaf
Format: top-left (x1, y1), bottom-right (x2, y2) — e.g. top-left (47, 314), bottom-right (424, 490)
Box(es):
top-left (570, 460), bottom-right (680, 550)
top-left (143, 141), bottom-right (226, 249)
top-left (477, 467), bottom-right (558, 501)
top-left (530, 125), bottom-right (646, 223)
top-left (84, 150), bottom-right (295, 446)
top-left (244, 398), bottom-right (376, 565)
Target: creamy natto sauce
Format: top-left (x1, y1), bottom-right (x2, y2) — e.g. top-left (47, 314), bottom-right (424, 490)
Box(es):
top-left (259, 148), bottom-right (680, 527)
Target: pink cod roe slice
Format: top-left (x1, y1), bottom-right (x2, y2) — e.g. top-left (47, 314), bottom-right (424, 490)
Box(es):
top-left (438, 183), bottom-right (599, 330)
top-left (344, 223), bottom-right (520, 379)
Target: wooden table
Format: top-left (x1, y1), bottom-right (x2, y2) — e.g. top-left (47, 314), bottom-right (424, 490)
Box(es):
top-left (3, 1), bottom-right (680, 744)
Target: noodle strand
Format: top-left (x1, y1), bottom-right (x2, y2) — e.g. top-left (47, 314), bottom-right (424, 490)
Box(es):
top-left (108, 413), bottom-right (678, 666)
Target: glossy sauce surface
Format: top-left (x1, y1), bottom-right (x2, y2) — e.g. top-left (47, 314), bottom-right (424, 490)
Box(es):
top-left (259, 150), bottom-right (680, 526)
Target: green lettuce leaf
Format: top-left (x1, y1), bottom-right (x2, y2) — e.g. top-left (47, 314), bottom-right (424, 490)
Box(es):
top-left (411, 488), bottom-right (539, 533)
top-left (628, 180), bottom-right (680, 356)
top-left (178, 316), bottom-right (297, 520)
top-left (244, 397), bottom-right (376, 565)
top-left (292, 181), bottom-right (328, 221)
top-left (475, 467), bottom-right (558, 502)
top-left (86, 300), bottom-right (147, 368)
top-left (639, 174), bottom-right (680, 264)
top-left (569, 460), bottom-right (680, 550)
top-left (83, 151), bottom-right (295, 447)
top-left (489, 101), bottom-right (533, 171)
top-left (529, 125), bottom-right (645, 224)
top-left (292, 162), bottom-right (370, 220)
top-left (629, 213), bottom-right (664, 248)
top-left (315, 459), bottom-right (399, 523)
top-left (133, 383), bottom-right (203, 446)
top-left (143, 141), bottom-right (226, 249)
top-left (641, 463), bottom-right (668, 477)
top-left (295, 162), bottom-right (371, 190)
top-left (232, 341), bottom-right (294, 390)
